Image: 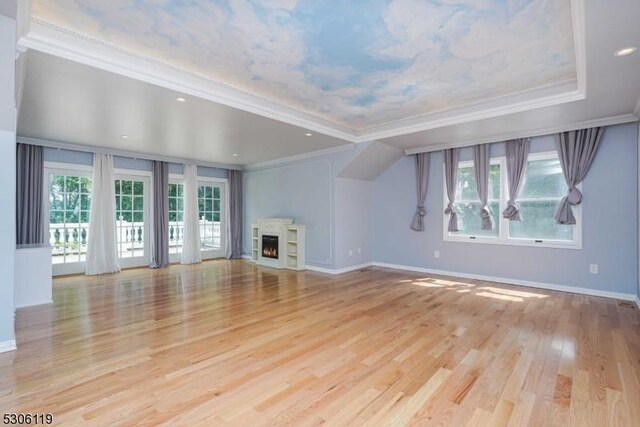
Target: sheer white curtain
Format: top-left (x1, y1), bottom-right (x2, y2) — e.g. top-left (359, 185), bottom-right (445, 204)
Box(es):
top-left (181, 164), bottom-right (202, 264)
top-left (85, 154), bottom-right (120, 275)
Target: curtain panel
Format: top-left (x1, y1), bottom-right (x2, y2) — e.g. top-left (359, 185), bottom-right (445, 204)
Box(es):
top-left (443, 148), bottom-right (460, 232)
top-left (228, 169), bottom-right (243, 259)
top-left (16, 143), bottom-right (44, 245)
top-left (181, 164), bottom-right (202, 264)
top-left (410, 152), bottom-right (430, 231)
top-left (473, 144), bottom-right (492, 230)
top-left (85, 154), bottom-right (120, 275)
top-left (502, 138), bottom-right (530, 221)
top-left (555, 127), bottom-right (604, 225)
top-left (150, 161), bottom-right (170, 268)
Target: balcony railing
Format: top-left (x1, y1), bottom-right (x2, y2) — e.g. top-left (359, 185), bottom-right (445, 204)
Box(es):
top-left (49, 219), bottom-right (222, 263)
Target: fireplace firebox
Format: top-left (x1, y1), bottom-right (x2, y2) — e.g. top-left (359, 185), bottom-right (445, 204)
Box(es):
top-left (262, 235), bottom-right (279, 259)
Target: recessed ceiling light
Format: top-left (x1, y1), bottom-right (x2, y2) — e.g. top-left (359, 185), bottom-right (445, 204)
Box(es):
top-left (121, 135), bottom-right (129, 139)
top-left (232, 153), bottom-right (239, 157)
top-left (176, 97), bottom-right (187, 102)
top-left (305, 132), bottom-right (313, 137)
top-left (614, 47), bottom-right (637, 57)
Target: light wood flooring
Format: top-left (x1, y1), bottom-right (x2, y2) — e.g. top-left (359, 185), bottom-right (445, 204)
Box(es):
top-left (1, 260), bottom-right (639, 426)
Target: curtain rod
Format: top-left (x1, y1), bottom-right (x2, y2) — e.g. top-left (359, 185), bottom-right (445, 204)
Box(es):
top-left (16, 136), bottom-right (244, 171)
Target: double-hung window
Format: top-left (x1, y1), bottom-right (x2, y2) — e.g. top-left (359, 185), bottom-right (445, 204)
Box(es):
top-left (451, 161), bottom-right (501, 238)
top-left (444, 151), bottom-right (580, 248)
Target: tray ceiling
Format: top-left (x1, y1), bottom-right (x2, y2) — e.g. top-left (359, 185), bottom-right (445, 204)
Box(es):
top-left (31, 0), bottom-right (578, 134)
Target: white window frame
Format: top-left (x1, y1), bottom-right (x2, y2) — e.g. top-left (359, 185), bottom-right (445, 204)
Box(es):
top-left (443, 151), bottom-right (582, 250)
top-left (197, 177), bottom-right (229, 260)
top-left (114, 169), bottom-right (152, 269)
top-left (44, 161), bottom-right (93, 276)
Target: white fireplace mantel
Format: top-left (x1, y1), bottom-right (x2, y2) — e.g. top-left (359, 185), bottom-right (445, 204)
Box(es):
top-left (251, 218), bottom-right (306, 270)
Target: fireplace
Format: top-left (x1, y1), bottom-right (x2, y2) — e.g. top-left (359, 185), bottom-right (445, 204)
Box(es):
top-left (262, 235), bottom-right (279, 259)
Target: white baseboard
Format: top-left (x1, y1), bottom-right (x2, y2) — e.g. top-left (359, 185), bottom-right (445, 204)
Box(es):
top-left (306, 262), bottom-right (373, 275)
top-left (635, 296), bottom-right (640, 310)
top-left (241, 255), bottom-right (253, 261)
top-left (0, 339), bottom-right (16, 353)
top-left (371, 262), bottom-right (637, 302)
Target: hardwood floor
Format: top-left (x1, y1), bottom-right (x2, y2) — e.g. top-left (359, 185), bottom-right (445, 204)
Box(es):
top-left (1, 260), bottom-right (639, 426)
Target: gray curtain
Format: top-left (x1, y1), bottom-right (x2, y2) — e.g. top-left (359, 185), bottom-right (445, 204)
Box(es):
top-left (228, 169), bottom-right (243, 259)
top-left (150, 161), bottom-right (170, 268)
top-left (473, 144), bottom-right (492, 230)
top-left (443, 148), bottom-right (459, 232)
top-left (502, 138), bottom-right (530, 221)
top-left (16, 143), bottom-right (44, 245)
top-left (555, 127), bottom-right (604, 225)
top-left (410, 152), bottom-right (430, 231)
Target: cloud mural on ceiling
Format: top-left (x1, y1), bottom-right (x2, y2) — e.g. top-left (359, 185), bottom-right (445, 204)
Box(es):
top-left (32, 0), bottom-right (577, 129)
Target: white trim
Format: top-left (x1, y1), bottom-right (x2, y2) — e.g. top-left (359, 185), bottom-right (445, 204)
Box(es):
top-left (44, 160), bottom-right (92, 172)
top-left (371, 262), bottom-right (636, 302)
top-left (404, 114), bottom-right (639, 155)
top-left (0, 340), bottom-right (17, 353)
top-left (19, 136), bottom-right (242, 170)
top-left (18, 14), bottom-right (588, 144)
top-left (357, 86), bottom-right (584, 142)
top-left (635, 296), bottom-right (640, 310)
top-left (305, 262), bottom-right (373, 275)
top-left (246, 144), bottom-right (355, 170)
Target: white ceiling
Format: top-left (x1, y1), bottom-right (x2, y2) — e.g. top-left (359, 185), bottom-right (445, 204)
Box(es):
top-left (15, 0), bottom-right (640, 165)
top-left (18, 51), bottom-right (349, 166)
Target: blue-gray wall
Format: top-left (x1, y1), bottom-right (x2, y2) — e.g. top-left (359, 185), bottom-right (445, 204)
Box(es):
top-left (42, 147), bottom-right (228, 178)
top-left (373, 123), bottom-right (638, 295)
top-left (243, 144), bottom-right (368, 269)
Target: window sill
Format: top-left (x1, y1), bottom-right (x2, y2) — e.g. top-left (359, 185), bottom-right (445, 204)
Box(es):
top-left (444, 235), bottom-right (582, 250)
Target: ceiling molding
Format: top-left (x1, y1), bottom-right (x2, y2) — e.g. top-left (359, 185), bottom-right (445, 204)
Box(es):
top-left (245, 143), bottom-right (356, 171)
top-left (353, 86), bottom-right (584, 143)
top-left (17, 136), bottom-right (243, 170)
top-left (404, 113), bottom-right (639, 155)
top-left (16, 0), bottom-right (30, 39)
top-left (19, 13), bottom-right (587, 144)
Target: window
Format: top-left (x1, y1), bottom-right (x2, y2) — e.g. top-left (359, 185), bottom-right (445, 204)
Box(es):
top-left (45, 166), bottom-right (93, 275)
top-left (453, 162), bottom-right (501, 238)
top-left (168, 182), bottom-right (184, 254)
top-left (508, 154), bottom-right (575, 242)
top-left (115, 177), bottom-right (148, 262)
top-left (198, 184), bottom-right (222, 251)
top-left (444, 151), bottom-right (580, 248)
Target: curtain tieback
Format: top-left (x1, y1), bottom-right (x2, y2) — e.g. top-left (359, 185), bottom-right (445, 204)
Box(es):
top-left (416, 205), bottom-right (426, 217)
top-left (566, 187), bottom-right (582, 205)
top-left (479, 205), bottom-right (491, 220)
top-left (444, 202), bottom-right (456, 215)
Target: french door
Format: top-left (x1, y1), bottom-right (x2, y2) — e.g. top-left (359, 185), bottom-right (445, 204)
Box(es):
top-left (114, 173), bottom-right (151, 268)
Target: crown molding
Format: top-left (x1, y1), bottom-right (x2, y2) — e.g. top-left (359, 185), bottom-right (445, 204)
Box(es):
top-left (404, 113), bottom-right (639, 155)
top-left (20, 13), bottom-right (588, 144)
top-left (353, 85), bottom-right (584, 142)
top-left (17, 136), bottom-right (243, 170)
top-left (245, 143), bottom-right (356, 171)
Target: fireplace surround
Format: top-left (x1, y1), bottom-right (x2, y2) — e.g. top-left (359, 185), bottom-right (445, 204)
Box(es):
top-left (251, 218), bottom-right (306, 270)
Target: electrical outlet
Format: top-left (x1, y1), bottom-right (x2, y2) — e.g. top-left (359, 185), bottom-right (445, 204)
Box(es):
top-left (589, 264), bottom-right (598, 274)
top-left (434, 251), bottom-right (440, 259)
top-left (357, 247), bottom-right (362, 254)
top-left (348, 249), bottom-right (353, 257)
